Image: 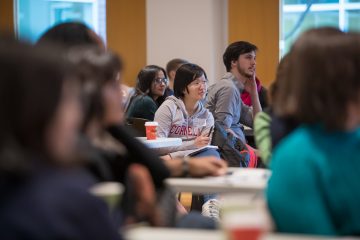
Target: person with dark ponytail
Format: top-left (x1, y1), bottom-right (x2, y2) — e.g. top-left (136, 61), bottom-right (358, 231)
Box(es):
top-left (0, 39), bottom-right (121, 239)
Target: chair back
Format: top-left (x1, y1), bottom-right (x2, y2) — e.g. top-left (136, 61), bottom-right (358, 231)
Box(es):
top-left (125, 117), bottom-right (148, 137)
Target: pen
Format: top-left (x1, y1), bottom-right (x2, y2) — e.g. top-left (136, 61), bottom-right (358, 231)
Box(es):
top-left (207, 126), bottom-right (213, 137)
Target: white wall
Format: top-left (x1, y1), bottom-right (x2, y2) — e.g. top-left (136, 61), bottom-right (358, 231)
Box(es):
top-left (146, 0), bottom-right (228, 84)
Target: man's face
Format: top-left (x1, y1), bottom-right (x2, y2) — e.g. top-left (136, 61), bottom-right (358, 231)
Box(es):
top-left (235, 51), bottom-right (256, 78)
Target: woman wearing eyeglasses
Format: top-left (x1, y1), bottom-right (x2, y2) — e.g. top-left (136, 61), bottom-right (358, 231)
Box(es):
top-left (126, 65), bottom-right (168, 120)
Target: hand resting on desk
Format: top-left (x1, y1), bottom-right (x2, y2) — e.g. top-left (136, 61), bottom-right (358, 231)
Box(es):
top-left (161, 156), bottom-right (227, 178)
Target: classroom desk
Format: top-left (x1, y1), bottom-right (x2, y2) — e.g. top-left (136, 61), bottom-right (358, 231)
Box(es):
top-left (136, 137), bottom-right (182, 148)
top-left (165, 168), bottom-right (271, 194)
top-left (125, 227), bottom-right (356, 240)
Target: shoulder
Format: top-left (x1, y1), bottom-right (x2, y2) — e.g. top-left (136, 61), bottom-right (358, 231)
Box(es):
top-left (208, 81), bottom-right (239, 103)
top-left (137, 95), bottom-right (156, 105)
top-left (271, 126), bottom-right (316, 169)
top-left (157, 98), bottom-right (178, 111)
top-left (155, 99), bottom-right (177, 121)
top-left (254, 111), bottom-right (271, 125)
top-left (203, 106), bottom-right (214, 120)
top-left (209, 79), bottom-right (236, 92)
top-left (254, 111), bottom-right (271, 132)
top-left (131, 96), bottom-right (157, 112)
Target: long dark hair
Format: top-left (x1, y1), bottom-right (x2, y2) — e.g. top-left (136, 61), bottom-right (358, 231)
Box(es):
top-left (67, 47), bottom-right (123, 131)
top-left (0, 39), bottom-right (71, 176)
top-left (128, 65), bottom-right (167, 108)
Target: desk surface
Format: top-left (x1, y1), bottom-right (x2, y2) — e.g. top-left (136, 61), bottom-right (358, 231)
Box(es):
top-left (125, 227), bottom-right (354, 240)
top-left (165, 168), bottom-right (271, 194)
top-left (136, 137), bottom-right (182, 148)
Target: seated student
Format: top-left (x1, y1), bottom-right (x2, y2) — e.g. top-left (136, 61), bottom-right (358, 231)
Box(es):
top-left (126, 65), bottom-right (168, 120)
top-left (205, 41), bottom-right (262, 143)
top-left (267, 29), bottom-right (360, 236)
top-left (155, 63), bottom-right (221, 220)
top-left (155, 63), bottom-right (218, 159)
top-left (0, 40), bottom-right (121, 239)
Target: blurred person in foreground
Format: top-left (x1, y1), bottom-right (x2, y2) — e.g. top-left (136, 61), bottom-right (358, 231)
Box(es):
top-left (0, 39), bottom-right (121, 239)
top-left (267, 28), bottom-right (360, 236)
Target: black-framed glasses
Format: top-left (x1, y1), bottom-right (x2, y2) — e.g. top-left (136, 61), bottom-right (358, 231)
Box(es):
top-left (154, 77), bottom-right (169, 85)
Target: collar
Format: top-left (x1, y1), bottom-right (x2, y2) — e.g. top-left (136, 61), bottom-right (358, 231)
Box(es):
top-left (221, 72), bottom-right (244, 92)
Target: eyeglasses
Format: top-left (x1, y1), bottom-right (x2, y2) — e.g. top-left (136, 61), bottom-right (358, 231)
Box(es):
top-left (154, 77), bottom-right (169, 85)
top-left (189, 80), bottom-right (208, 87)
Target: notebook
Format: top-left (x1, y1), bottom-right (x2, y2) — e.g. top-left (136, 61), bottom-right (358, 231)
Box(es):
top-left (185, 145), bottom-right (219, 157)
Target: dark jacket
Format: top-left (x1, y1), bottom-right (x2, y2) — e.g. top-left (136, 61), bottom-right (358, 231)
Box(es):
top-left (0, 166), bottom-right (122, 240)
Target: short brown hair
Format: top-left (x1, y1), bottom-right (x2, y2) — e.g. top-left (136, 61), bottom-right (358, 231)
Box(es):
top-left (166, 58), bottom-right (189, 76)
top-left (223, 41), bottom-right (258, 72)
top-left (284, 29), bottom-right (360, 130)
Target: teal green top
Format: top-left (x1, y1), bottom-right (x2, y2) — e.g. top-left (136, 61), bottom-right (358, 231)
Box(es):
top-left (126, 95), bottom-right (158, 121)
top-left (267, 125), bottom-right (360, 236)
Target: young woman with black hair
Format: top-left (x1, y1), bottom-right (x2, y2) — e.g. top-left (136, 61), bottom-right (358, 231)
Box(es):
top-left (126, 65), bottom-right (168, 120)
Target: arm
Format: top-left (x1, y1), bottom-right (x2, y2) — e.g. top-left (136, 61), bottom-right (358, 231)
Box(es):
top-left (211, 85), bottom-right (242, 139)
top-left (202, 111), bottom-right (215, 142)
top-left (239, 101), bottom-right (254, 128)
top-left (161, 156), bottom-right (227, 177)
top-left (106, 125), bottom-right (171, 188)
top-left (253, 111), bottom-right (272, 165)
top-left (244, 74), bottom-right (262, 118)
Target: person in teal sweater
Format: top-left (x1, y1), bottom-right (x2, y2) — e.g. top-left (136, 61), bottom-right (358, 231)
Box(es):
top-left (126, 65), bottom-right (168, 120)
top-left (267, 29), bottom-right (360, 236)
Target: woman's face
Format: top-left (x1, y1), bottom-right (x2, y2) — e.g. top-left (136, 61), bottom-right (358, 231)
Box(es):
top-left (102, 72), bottom-right (124, 125)
top-left (183, 74), bottom-right (208, 102)
top-left (46, 82), bottom-right (82, 163)
top-left (150, 70), bottom-right (167, 99)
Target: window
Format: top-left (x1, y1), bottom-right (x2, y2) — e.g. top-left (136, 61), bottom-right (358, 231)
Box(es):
top-left (281, 0), bottom-right (360, 56)
top-left (15, 0), bottom-right (106, 43)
